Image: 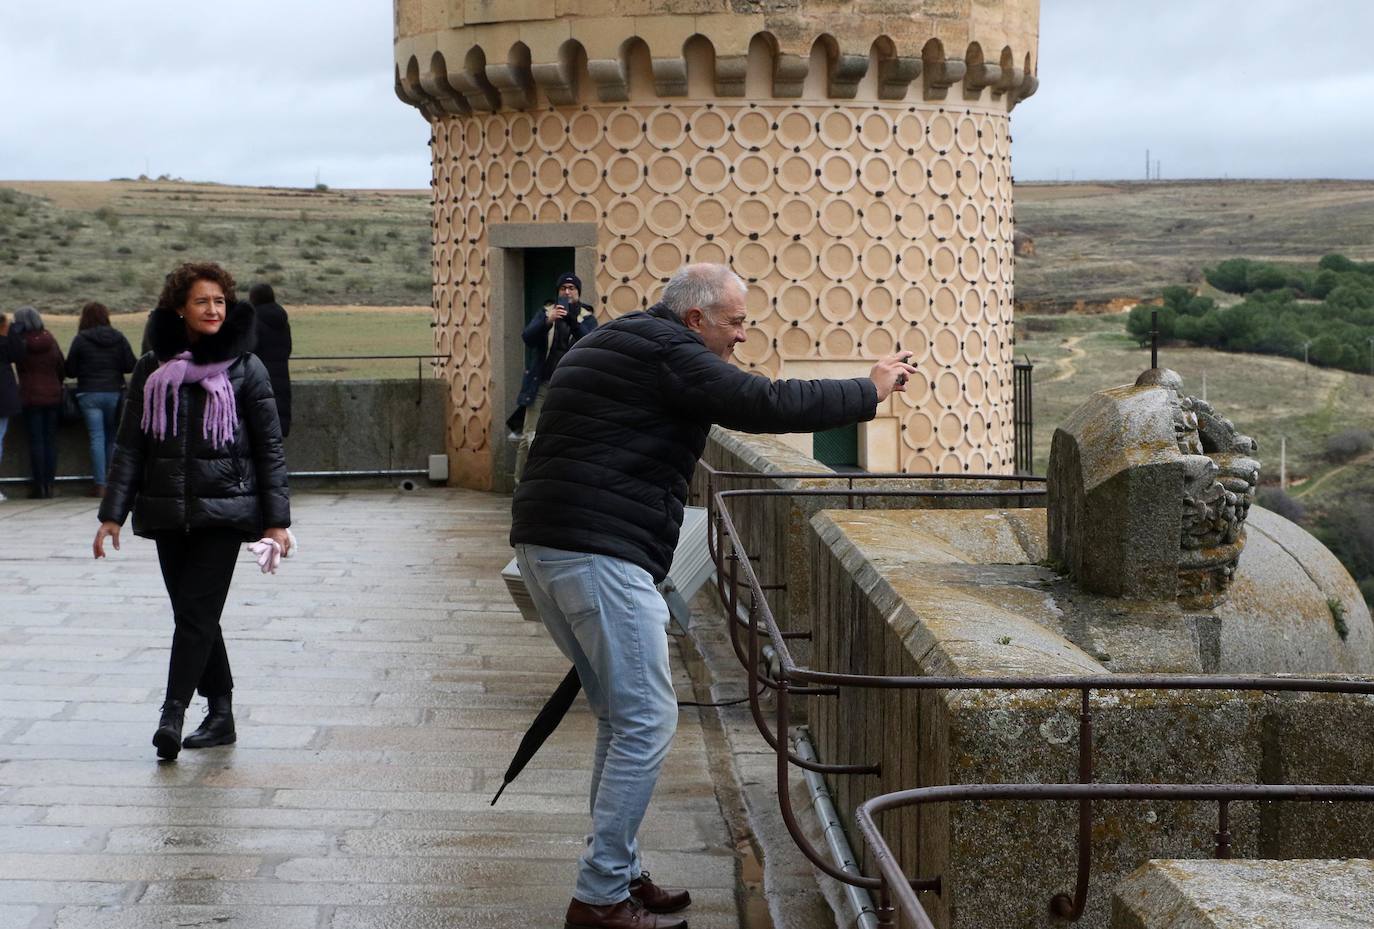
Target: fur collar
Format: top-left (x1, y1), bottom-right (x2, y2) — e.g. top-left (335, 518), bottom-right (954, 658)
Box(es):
top-left (147, 300), bottom-right (257, 363)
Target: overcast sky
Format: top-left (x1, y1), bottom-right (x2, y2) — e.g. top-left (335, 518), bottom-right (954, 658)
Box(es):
top-left (1, 1), bottom-right (1369, 188)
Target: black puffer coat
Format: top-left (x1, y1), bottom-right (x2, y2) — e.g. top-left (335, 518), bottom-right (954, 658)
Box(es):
top-left (66, 325), bottom-right (137, 393)
top-left (100, 301), bottom-right (290, 541)
top-left (511, 304), bottom-right (877, 582)
top-left (0, 327), bottom-right (25, 418)
top-left (252, 300), bottom-right (293, 437)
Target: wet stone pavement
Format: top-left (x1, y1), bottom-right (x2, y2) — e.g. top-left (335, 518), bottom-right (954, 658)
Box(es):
top-left (0, 487), bottom-right (745, 929)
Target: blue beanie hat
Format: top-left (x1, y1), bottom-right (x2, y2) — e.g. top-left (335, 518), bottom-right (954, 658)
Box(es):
top-left (556, 272), bottom-right (582, 293)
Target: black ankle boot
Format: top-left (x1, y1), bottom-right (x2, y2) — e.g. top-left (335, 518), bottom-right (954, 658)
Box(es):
top-left (182, 693), bottom-right (236, 749)
top-left (153, 699), bottom-right (187, 760)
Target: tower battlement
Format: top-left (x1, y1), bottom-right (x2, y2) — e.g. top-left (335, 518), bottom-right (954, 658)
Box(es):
top-left (393, 1), bottom-right (1041, 490)
top-left (395, 0), bottom-right (1038, 117)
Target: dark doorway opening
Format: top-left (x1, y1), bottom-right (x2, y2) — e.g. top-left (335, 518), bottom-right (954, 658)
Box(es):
top-left (813, 423), bottom-right (859, 469)
top-left (522, 247), bottom-right (576, 369)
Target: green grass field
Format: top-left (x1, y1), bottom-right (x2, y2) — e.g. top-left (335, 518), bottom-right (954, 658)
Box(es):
top-left (39, 305), bottom-right (434, 381)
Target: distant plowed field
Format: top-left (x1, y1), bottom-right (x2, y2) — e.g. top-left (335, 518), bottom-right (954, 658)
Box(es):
top-left (1015, 179), bottom-right (1374, 310)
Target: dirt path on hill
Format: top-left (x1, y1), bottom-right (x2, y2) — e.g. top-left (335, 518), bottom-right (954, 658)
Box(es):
top-left (1045, 335), bottom-right (1088, 384)
top-left (1292, 449), bottom-right (1374, 499)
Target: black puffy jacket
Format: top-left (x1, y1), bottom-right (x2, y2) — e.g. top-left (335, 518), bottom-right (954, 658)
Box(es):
top-left (510, 304), bottom-right (877, 582)
top-left (252, 300), bottom-right (293, 437)
top-left (100, 301), bottom-right (290, 541)
top-left (66, 325), bottom-right (137, 393)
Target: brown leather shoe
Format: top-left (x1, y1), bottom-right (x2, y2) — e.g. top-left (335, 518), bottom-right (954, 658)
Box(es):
top-left (629, 871), bottom-right (691, 914)
top-left (565, 896), bottom-right (687, 929)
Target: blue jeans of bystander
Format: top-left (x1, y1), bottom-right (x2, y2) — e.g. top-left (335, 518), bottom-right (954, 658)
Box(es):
top-left (515, 544), bottom-right (678, 907)
top-left (77, 391), bottom-right (121, 485)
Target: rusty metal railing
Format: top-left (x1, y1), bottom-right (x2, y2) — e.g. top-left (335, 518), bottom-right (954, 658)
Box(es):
top-left (698, 461), bottom-right (1374, 928)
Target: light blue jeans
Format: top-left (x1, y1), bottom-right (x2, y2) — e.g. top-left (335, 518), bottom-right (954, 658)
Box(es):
top-left (76, 391), bottom-right (121, 485)
top-left (515, 544), bottom-right (678, 906)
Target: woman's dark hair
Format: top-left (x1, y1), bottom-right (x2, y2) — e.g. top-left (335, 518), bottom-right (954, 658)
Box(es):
top-left (78, 301), bottom-right (111, 331)
top-left (158, 262), bottom-right (236, 313)
top-left (248, 283), bottom-right (275, 306)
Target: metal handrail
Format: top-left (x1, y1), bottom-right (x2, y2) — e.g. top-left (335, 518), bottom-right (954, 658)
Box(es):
top-left (290, 352), bottom-right (451, 405)
top-left (854, 783), bottom-right (1374, 929)
top-left (699, 461), bottom-right (1374, 928)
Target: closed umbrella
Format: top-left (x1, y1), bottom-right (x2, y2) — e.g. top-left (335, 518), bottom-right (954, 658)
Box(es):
top-left (489, 666), bottom-right (582, 805)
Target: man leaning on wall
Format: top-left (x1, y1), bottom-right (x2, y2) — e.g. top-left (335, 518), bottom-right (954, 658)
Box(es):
top-left (510, 263), bottom-right (915, 929)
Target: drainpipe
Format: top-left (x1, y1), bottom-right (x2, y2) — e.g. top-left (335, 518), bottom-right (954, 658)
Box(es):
top-left (791, 726), bottom-right (881, 929)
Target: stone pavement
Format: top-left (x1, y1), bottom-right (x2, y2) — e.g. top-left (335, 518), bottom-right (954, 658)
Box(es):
top-left (0, 487), bottom-right (753, 929)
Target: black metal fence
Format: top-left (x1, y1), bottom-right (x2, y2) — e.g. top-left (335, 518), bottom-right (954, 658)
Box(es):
top-left (1013, 360), bottom-right (1034, 475)
top-left (699, 464), bottom-right (1374, 928)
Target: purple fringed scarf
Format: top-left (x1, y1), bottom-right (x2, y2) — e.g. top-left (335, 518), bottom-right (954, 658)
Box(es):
top-left (141, 351), bottom-right (237, 448)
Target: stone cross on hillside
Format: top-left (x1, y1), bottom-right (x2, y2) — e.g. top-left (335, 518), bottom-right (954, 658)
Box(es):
top-left (1047, 368), bottom-right (1261, 609)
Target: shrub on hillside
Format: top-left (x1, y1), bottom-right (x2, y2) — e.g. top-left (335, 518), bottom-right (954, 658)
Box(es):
top-left (1325, 429), bottom-right (1374, 462)
top-left (1314, 501), bottom-right (1374, 593)
top-left (1256, 487), bottom-right (1306, 524)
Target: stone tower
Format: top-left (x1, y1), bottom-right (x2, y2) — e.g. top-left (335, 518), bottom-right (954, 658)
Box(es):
top-left (393, 1), bottom-right (1040, 490)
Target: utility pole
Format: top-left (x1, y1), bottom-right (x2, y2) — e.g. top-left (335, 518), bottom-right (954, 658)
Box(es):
top-left (1146, 148), bottom-right (1150, 181)
top-left (1150, 310), bottom-right (1159, 369)
top-left (1155, 159), bottom-right (1161, 181)
top-left (1367, 336), bottom-right (1374, 396)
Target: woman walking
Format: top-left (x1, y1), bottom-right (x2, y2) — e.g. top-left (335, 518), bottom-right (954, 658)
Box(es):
top-left (12, 306), bottom-right (64, 499)
top-left (93, 262), bottom-right (290, 761)
top-left (66, 302), bottom-right (137, 498)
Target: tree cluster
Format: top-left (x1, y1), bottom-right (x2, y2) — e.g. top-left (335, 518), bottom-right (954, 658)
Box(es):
top-left (1126, 255), bottom-right (1374, 374)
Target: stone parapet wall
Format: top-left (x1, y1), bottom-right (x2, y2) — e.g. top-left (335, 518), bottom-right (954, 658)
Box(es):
top-left (805, 507), bottom-right (1374, 929)
top-left (1112, 860), bottom-right (1374, 929)
top-left (0, 379), bottom-right (447, 483)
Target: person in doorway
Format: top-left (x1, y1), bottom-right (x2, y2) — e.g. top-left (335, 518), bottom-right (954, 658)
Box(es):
top-left (0, 313), bottom-right (27, 503)
top-left (508, 271), bottom-right (596, 481)
top-left (510, 263), bottom-right (915, 929)
top-left (65, 301), bottom-right (137, 498)
top-left (247, 283), bottom-right (293, 438)
top-left (93, 261), bottom-right (290, 762)
top-left (11, 306), bottom-right (64, 499)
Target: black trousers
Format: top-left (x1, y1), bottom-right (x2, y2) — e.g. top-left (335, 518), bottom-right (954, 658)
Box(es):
top-left (155, 529), bottom-right (241, 704)
top-left (23, 405), bottom-right (58, 487)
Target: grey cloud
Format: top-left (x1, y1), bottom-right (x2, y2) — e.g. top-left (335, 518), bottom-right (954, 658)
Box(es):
top-left (2, 1), bottom-right (1369, 188)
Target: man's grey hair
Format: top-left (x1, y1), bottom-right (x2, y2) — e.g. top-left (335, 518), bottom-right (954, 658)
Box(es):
top-left (660, 264), bottom-right (746, 318)
top-left (11, 306), bottom-right (43, 333)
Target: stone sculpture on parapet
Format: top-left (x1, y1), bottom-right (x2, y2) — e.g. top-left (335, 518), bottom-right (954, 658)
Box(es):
top-left (1048, 367), bottom-right (1260, 609)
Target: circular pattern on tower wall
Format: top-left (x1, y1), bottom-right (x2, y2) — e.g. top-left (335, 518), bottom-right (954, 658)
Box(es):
top-left (427, 100), bottom-right (1016, 473)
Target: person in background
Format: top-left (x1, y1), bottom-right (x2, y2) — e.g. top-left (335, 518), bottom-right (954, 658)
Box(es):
top-left (11, 306), bottom-right (64, 499)
top-left (508, 272), bottom-right (597, 481)
top-left (94, 261), bottom-right (290, 761)
top-left (247, 284), bottom-right (292, 438)
top-left (66, 301), bottom-right (137, 498)
top-left (0, 312), bottom-right (26, 503)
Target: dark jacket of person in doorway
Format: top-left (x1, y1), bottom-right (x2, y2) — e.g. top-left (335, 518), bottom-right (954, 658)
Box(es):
top-left (248, 284), bottom-right (292, 437)
top-left (505, 272), bottom-right (597, 434)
